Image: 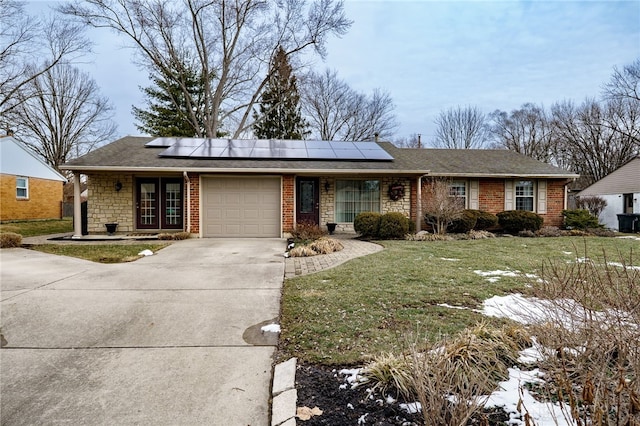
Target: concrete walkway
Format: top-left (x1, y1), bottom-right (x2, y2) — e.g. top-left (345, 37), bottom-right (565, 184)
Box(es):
top-left (1, 238), bottom-right (284, 426)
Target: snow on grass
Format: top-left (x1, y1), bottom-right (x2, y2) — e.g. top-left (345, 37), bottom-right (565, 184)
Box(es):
top-left (474, 269), bottom-right (540, 283)
top-left (439, 257), bottom-right (460, 261)
top-left (607, 261), bottom-right (640, 270)
top-left (618, 236), bottom-right (640, 241)
top-left (399, 402), bottom-right (422, 414)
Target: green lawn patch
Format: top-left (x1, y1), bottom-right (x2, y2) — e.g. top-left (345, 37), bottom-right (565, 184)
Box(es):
top-left (29, 243), bottom-right (169, 263)
top-left (0, 218), bottom-right (73, 237)
top-left (279, 236), bottom-right (638, 365)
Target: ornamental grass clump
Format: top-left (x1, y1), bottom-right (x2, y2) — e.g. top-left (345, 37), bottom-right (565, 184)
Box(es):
top-left (309, 237), bottom-right (343, 255)
top-left (0, 232), bottom-right (22, 248)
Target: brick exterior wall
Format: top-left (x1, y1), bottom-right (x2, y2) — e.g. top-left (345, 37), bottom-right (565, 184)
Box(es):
top-left (420, 178), bottom-right (568, 229)
top-left (282, 175), bottom-right (294, 233)
top-left (188, 173), bottom-right (200, 234)
top-left (0, 174), bottom-right (63, 221)
top-left (86, 173), bottom-right (134, 233)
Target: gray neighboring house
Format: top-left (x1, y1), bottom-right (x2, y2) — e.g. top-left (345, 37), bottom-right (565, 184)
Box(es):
top-left (578, 157), bottom-right (640, 231)
top-left (60, 136), bottom-right (578, 238)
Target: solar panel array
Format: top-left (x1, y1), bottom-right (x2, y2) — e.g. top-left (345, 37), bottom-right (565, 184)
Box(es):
top-left (146, 138), bottom-right (394, 161)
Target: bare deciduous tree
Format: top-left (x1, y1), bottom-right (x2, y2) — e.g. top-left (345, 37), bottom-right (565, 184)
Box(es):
top-left (393, 133), bottom-right (423, 148)
top-left (432, 105), bottom-right (488, 149)
top-left (422, 179), bottom-right (464, 234)
top-left (0, 0), bottom-right (89, 121)
top-left (60, 0), bottom-right (351, 138)
top-left (603, 58), bottom-right (640, 103)
top-left (488, 103), bottom-right (556, 162)
top-left (551, 98), bottom-right (640, 185)
top-left (300, 69), bottom-right (398, 140)
top-left (9, 64), bottom-right (116, 171)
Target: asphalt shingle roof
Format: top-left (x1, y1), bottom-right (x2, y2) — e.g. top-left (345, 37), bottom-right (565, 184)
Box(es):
top-left (62, 136), bottom-right (577, 178)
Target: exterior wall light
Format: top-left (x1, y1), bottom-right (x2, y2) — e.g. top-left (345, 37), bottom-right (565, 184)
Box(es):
top-left (115, 181), bottom-right (123, 192)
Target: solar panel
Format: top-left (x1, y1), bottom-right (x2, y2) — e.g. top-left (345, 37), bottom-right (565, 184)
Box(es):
top-left (154, 138), bottom-right (393, 161)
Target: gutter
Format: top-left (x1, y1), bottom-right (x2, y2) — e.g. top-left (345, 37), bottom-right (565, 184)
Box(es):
top-left (60, 165), bottom-right (431, 175)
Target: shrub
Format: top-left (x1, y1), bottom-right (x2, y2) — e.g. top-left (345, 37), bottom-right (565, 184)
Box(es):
top-left (290, 221), bottom-right (326, 243)
top-left (576, 195), bottom-right (607, 218)
top-left (448, 210), bottom-right (477, 233)
top-left (353, 212), bottom-right (381, 238)
top-left (378, 212), bottom-right (410, 239)
top-left (497, 210), bottom-right (543, 234)
top-left (562, 209), bottom-right (602, 230)
top-left (470, 210), bottom-right (499, 230)
top-left (288, 245), bottom-right (317, 257)
top-left (0, 232), bottom-right (22, 248)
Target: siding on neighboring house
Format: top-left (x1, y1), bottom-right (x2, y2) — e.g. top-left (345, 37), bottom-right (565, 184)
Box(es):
top-left (0, 174), bottom-right (63, 221)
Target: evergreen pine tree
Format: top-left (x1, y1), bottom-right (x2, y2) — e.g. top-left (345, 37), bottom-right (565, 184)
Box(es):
top-left (133, 61), bottom-right (219, 137)
top-left (253, 47), bottom-right (309, 140)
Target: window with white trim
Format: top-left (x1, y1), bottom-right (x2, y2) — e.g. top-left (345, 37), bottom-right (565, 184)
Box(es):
top-left (515, 180), bottom-right (534, 211)
top-left (335, 179), bottom-right (380, 222)
top-left (16, 176), bottom-right (28, 199)
top-left (449, 180), bottom-right (467, 208)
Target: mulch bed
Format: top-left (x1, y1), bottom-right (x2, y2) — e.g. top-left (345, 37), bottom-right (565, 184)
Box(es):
top-left (295, 364), bottom-right (510, 425)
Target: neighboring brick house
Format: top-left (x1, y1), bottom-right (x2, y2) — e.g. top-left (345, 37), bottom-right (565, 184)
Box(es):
top-left (0, 136), bottom-right (66, 221)
top-left (60, 136), bottom-right (578, 237)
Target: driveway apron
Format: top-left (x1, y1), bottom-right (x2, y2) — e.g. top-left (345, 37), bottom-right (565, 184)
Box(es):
top-left (0, 238), bottom-right (285, 426)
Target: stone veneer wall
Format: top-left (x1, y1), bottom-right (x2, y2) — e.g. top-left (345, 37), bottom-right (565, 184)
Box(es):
top-left (86, 173), bottom-right (134, 234)
top-left (0, 174), bottom-right (63, 221)
top-left (318, 176), bottom-right (412, 233)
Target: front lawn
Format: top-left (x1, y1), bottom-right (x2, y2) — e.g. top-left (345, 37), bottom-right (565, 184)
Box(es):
top-left (279, 236), bottom-right (638, 365)
top-left (29, 243), bottom-right (169, 263)
top-left (0, 218), bottom-right (73, 237)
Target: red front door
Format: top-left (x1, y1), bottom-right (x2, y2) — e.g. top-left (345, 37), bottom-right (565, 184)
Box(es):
top-left (296, 177), bottom-right (319, 225)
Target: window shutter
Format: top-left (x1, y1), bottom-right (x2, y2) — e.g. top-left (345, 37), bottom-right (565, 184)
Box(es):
top-left (469, 179), bottom-right (479, 209)
top-left (504, 180), bottom-right (514, 210)
top-left (537, 179), bottom-right (547, 214)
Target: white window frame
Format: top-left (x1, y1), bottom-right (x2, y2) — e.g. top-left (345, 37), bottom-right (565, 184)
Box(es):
top-left (449, 180), bottom-right (468, 209)
top-left (515, 180), bottom-right (535, 212)
top-left (16, 176), bottom-right (29, 199)
top-left (335, 179), bottom-right (381, 223)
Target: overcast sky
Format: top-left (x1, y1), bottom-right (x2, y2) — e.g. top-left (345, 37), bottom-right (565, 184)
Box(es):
top-left (26, 0), bottom-right (640, 144)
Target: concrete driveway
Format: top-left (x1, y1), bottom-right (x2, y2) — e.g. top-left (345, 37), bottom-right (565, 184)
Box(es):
top-left (1, 238), bottom-right (285, 425)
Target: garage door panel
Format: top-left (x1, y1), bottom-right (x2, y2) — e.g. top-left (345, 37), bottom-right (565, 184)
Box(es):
top-left (202, 177), bottom-right (281, 237)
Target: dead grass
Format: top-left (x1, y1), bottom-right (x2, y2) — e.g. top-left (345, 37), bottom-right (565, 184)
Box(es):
top-left (29, 243), bottom-right (170, 263)
top-left (0, 218), bottom-right (72, 237)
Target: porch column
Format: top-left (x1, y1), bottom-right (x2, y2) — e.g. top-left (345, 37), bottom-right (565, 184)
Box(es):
top-left (72, 172), bottom-right (83, 239)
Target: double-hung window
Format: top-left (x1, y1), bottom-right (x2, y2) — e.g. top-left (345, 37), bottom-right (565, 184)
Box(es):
top-left (335, 180), bottom-right (380, 222)
top-left (16, 176), bottom-right (28, 199)
top-left (515, 180), bottom-right (534, 211)
top-left (449, 180), bottom-right (467, 208)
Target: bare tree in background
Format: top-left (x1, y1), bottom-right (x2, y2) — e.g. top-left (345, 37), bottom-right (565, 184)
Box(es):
top-left (0, 0), bottom-right (89, 122)
top-left (393, 133), bottom-right (423, 148)
top-left (487, 103), bottom-right (556, 162)
top-left (9, 64), bottom-right (116, 171)
top-left (603, 58), bottom-right (640, 102)
top-left (301, 69), bottom-right (398, 140)
top-left (551, 98), bottom-right (639, 185)
top-left (60, 0), bottom-right (351, 139)
top-left (432, 105), bottom-right (488, 149)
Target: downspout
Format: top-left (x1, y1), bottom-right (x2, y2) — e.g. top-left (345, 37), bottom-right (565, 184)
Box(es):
top-left (416, 175), bottom-right (423, 232)
top-left (184, 171), bottom-right (191, 233)
top-left (72, 172), bottom-right (82, 239)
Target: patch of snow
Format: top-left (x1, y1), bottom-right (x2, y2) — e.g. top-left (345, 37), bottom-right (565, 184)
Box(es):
top-left (347, 403), bottom-right (354, 410)
top-left (607, 261), bottom-right (640, 270)
top-left (617, 236), bottom-right (640, 241)
top-left (487, 277), bottom-right (501, 283)
top-left (482, 294), bottom-right (552, 325)
top-left (283, 252), bottom-right (289, 258)
top-left (339, 383), bottom-right (348, 390)
top-left (517, 338), bottom-right (548, 364)
top-left (399, 402), bottom-right (422, 414)
top-left (575, 257), bottom-right (591, 263)
top-left (385, 395), bottom-right (396, 404)
top-left (562, 251), bottom-right (573, 255)
top-left (437, 303), bottom-right (468, 310)
top-left (357, 413), bottom-right (368, 424)
top-left (440, 257), bottom-right (460, 261)
top-left (485, 368), bottom-right (571, 425)
top-left (339, 368), bottom-right (362, 388)
top-left (475, 269), bottom-right (519, 277)
top-left (138, 249), bottom-right (154, 256)
top-left (261, 323), bottom-right (280, 333)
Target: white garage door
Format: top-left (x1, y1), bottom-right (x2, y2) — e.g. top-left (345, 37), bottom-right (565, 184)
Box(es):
top-left (201, 176), bottom-right (281, 237)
